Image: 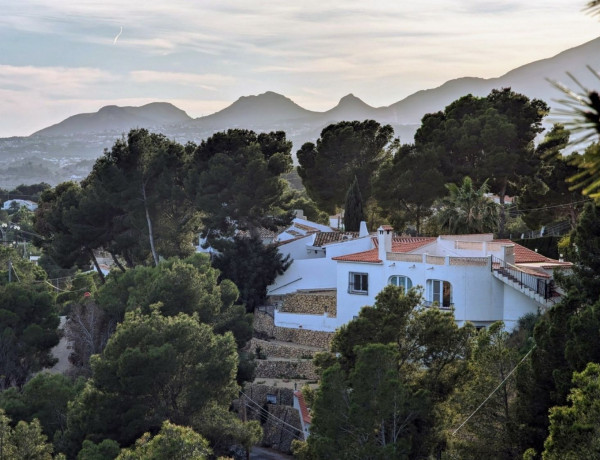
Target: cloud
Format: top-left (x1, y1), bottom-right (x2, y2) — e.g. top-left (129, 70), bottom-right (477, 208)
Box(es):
top-left (129, 71), bottom-right (235, 91)
top-left (0, 65), bottom-right (117, 98)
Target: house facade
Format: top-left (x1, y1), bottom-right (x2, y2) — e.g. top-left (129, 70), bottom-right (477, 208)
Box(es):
top-left (269, 225), bottom-right (570, 333)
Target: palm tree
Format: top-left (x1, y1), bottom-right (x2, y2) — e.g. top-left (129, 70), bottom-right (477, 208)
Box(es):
top-left (435, 176), bottom-right (500, 234)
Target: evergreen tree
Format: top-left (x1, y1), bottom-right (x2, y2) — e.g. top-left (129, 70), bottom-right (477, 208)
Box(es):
top-left (343, 176), bottom-right (364, 232)
top-left (297, 120), bottom-right (393, 213)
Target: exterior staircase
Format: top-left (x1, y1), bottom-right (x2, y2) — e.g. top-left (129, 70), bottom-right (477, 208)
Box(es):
top-left (491, 256), bottom-right (558, 309)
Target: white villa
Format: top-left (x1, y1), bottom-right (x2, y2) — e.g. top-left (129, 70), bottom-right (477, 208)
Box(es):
top-left (267, 224), bottom-right (571, 332)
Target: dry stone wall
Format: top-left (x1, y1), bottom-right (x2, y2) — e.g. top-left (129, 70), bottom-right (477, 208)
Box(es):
top-left (242, 383), bottom-right (294, 406)
top-left (262, 405), bottom-right (302, 452)
top-left (247, 338), bottom-right (318, 360)
top-left (239, 384), bottom-right (302, 453)
top-left (255, 359), bottom-right (318, 380)
top-left (254, 310), bottom-right (333, 349)
top-left (279, 291), bottom-right (337, 317)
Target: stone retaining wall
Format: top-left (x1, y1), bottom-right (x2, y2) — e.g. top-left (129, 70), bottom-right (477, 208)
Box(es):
top-left (262, 405), bottom-right (303, 452)
top-left (254, 311), bottom-right (333, 349)
top-left (247, 338), bottom-right (318, 360)
top-left (255, 360), bottom-right (318, 380)
top-left (239, 384), bottom-right (302, 453)
top-left (242, 383), bottom-right (294, 406)
top-left (279, 292), bottom-right (337, 317)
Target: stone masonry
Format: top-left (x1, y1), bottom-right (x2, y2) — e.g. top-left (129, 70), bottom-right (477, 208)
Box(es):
top-left (255, 359), bottom-right (318, 380)
top-left (278, 291), bottom-right (337, 317)
top-left (247, 338), bottom-right (319, 360)
top-left (254, 309), bottom-right (333, 349)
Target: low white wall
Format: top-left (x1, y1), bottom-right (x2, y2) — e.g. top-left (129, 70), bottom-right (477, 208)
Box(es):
top-left (274, 310), bottom-right (340, 332)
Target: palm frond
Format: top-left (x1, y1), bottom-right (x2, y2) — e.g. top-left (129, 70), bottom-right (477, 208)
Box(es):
top-left (585, 1), bottom-right (600, 16)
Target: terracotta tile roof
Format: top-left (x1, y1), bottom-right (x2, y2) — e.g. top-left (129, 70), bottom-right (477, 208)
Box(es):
top-left (380, 225), bottom-right (394, 231)
top-left (257, 227), bottom-right (277, 238)
top-left (274, 234), bottom-right (312, 247)
top-left (294, 390), bottom-right (312, 424)
top-left (333, 248), bottom-right (381, 263)
top-left (392, 237), bottom-right (436, 252)
top-left (287, 229), bottom-right (301, 236)
top-left (497, 240), bottom-right (571, 265)
top-left (312, 231), bottom-right (359, 246)
top-left (334, 237), bottom-right (435, 264)
top-left (294, 222), bottom-right (320, 233)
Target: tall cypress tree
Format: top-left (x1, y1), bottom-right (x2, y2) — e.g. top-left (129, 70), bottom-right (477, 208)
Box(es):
top-left (344, 176), bottom-right (364, 232)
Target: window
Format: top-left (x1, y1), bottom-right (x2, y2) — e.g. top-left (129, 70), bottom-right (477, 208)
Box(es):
top-left (349, 272), bottom-right (368, 294)
top-left (389, 275), bottom-right (413, 291)
top-left (266, 394), bottom-right (277, 404)
top-left (426, 279), bottom-right (452, 308)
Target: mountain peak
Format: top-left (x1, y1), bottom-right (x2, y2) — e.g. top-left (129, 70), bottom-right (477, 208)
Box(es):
top-left (337, 93), bottom-right (367, 106)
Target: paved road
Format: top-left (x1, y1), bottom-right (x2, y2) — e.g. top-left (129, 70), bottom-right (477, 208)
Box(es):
top-left (250, 446), bottom-right (294, 460)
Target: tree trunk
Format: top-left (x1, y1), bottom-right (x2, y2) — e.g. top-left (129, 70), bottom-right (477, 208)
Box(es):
top-left (109, 251), bottom-right (126, 272)
top-left (88, 248), bottom-right (106, 284)
top-left (498, 180), bottom-right (507, 238)
top-left (142, 183), bottom-right (159, 266)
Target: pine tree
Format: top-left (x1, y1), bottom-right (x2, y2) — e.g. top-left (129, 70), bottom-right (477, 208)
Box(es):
top-left (344, 176), bottom-right (364, 232)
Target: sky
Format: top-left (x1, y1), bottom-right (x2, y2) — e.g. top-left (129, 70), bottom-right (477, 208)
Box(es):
top-left (0, 1), bottom-right (598, 138)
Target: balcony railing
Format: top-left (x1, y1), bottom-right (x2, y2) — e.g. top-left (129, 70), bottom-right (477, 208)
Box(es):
top-left (491, 255), bottom-right (554, 300)
top-left (422, 301), bottom-right (454, 310)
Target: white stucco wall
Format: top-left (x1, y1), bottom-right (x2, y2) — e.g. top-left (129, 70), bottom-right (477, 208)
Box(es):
top-left (277, 234), bottom-right (315, 261)
top-left (333, 256), bottom-right (533, 332)
top-left (502, 284), bottom-right (541, 331)
top-left (267, 258), bottom-right (338, 295)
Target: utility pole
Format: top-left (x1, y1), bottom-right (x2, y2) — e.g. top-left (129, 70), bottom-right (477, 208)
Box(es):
top-left (8, 259), bottom-right (12, 283)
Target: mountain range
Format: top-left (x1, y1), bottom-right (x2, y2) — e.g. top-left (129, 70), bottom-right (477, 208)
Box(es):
top-left (1, 36), bottom-right (599, 187)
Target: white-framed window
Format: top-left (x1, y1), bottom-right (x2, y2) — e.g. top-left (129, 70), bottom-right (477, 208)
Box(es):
top-left (349, 272), bottom-right (368, 294)
top-left (426, 279), bottom-right (452, 308)
top-left (388, 275), bottom-right (413, 291)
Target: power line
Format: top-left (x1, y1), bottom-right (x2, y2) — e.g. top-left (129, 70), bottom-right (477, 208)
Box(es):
top-left (239, 390), bottom-right (304, 439)
top-left (506, 198), bottom-right (588, 214)
top-left (452, 345), bottom-right (536, 436)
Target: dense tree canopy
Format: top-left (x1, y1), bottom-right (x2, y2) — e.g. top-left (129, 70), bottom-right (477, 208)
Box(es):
top-left (297, 120), bottom-right (394, 213)
top-left (304, 286), bottom-right (473, 458)
top-left (415, 88), bottom-right (548, 235)
top-left (62, 309), bottom-right (243, 453)
top-left (542, 362), bottom-right (600, 459)
top-left (211, 234), bottom-right (291, 312)
top-left (187, 129), bottom-right (293, 243)
top-left (0, 283), bottom-right (60, 389)
top-left (518, 124), bottom-right (585, 230)
top-left (374, 143), bottom-right (445, 234)
top-left (96, 254), bottom-right (252, 347)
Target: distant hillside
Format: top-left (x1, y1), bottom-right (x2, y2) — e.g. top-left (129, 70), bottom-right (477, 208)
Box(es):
top-left (3, 35), bottom-right (598, 187)
top-left (192, 91), bottom-right (318, 127)
top-left (33, 102), bottom-right (192, 136)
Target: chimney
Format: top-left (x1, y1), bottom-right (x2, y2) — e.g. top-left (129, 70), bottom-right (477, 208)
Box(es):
top-left (377, 225), bottom-right (393, 261)
top-left (359, 221), bottom-right (368, 238)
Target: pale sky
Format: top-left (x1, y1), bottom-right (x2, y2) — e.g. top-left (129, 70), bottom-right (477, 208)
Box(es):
top-left (0, 1), bottom-right (598, 138)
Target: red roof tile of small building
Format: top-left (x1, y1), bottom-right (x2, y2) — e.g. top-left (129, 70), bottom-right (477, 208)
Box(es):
top-left (294, 390), bottom-right (312, 424)
top-left (333, 248), bottom-right (381, 263)
top-left (392, 237), bottom-right (436, 252)
top-left (294, 222), bottom-right (320, 233)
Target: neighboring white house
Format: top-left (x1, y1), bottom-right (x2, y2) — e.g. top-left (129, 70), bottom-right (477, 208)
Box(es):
top-left (271, 226), bottom-right (571, 332)
top-left (2, 199), bottom-right (37, 211)
top-left (267, 221), bottom-right (371, 296)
